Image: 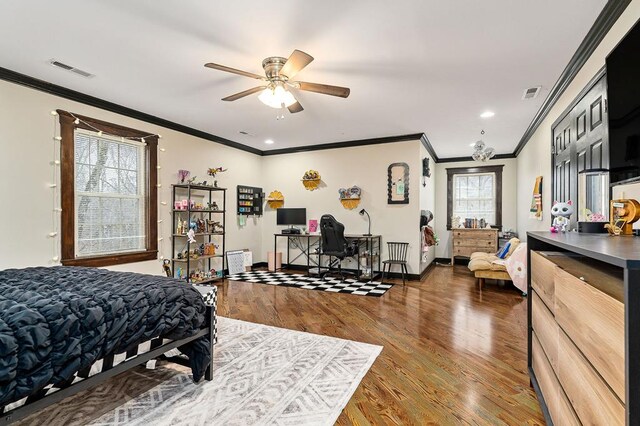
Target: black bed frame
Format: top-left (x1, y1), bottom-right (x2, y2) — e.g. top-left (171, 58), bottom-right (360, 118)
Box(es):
top-left (1, 305), bottom-right (216, 425)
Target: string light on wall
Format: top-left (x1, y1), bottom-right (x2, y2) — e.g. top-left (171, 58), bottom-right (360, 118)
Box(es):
top-left (49, 110), bottom-right (166, 265)
top-left (49, 111), bottom-right (61, 264)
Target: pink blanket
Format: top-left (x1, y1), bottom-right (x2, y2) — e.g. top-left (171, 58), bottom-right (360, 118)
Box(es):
top-left (505, 243), bottom-right (527, 294)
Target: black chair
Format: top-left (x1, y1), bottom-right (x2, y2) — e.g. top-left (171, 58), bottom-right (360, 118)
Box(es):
top-left (381, 242), bottom-right (409, 285)
top-left (320, 214), bottom-right (358, 281)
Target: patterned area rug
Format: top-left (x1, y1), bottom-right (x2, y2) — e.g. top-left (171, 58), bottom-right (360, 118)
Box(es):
top-left (91, 317), bottom-right (381, 426)
top-left (227, 271), bottom-right (393, 297)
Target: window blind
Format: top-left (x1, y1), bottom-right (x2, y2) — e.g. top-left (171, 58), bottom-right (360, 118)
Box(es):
top-left (452, 172), bottom-right (496, 224)
top-left (74, 130), bottom-right (146, 257)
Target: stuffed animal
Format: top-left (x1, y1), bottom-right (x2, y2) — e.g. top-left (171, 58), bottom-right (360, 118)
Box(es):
top-left (550, 200), bottom-right (574, 233)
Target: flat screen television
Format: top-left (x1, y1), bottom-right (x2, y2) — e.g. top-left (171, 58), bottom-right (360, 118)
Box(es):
top-left (607, 19), bottom-right (640, 186)
top-left (276, 208), bottom-right (306, 226)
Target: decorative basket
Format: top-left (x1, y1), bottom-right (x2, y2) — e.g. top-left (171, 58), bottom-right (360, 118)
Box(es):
top-left (267, 190), bottom-right (284, 209)
top-left (340, 198), bottom-right (361, 210)
top-left (302, 179), bottom-right (321, 191)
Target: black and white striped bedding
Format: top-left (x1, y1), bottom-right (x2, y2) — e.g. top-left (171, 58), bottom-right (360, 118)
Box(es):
top-left (0, 267), bottom-right (218, 415)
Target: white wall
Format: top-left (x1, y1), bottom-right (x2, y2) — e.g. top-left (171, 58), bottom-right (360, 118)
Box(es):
top-left (260, 140), bottom-right (427, 274)
top-left (0, 80), bottom-right (433, 276)
top-left (517, 1), bottom-right (640, 239)
top-left (433, 158), bottom-right (518, 259)
top-left (0, 80), bottom-right (264, 274)
top-left (419, 144), bottom-right (436, 271)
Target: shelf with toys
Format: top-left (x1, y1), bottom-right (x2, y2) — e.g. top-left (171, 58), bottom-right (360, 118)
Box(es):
top-left (171, 181), bottom-right (226, 286)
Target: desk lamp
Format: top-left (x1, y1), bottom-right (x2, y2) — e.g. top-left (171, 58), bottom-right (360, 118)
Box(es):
top-left (359, 209), bottom-right (372, 236)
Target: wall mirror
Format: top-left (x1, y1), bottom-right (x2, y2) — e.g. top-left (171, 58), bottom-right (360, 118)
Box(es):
top-left (387, 162), bottom-right (410, 204)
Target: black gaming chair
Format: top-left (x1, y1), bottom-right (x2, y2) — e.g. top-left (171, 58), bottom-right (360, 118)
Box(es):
top-left (320, 214), bottom-right (358, 281)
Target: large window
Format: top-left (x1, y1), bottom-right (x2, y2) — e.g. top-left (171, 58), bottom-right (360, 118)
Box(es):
top-left (59, 111), bottom-right (158, 267)
top-left (74, 131), bottom-right (146, 257)
top-left (446, 165), bottom-right (503, 230)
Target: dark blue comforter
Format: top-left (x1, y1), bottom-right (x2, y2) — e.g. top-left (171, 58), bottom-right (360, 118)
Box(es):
top-left (0, 266), bottom-right (210, 407)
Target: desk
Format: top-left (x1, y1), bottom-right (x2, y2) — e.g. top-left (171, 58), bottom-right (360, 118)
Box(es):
top-left (273, 233), bottom-right (382, 281)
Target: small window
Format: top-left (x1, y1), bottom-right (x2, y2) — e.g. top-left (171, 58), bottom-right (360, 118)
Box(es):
top-left (447, 165), bottom-right (503, 230)
top-left (59, 111), bottom-right (158, 267)
top-left (452, 173), bottom-right (496, 225)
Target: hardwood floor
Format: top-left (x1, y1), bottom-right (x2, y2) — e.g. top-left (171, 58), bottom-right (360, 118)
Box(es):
top-left (18, 264), bottom-right (543, 425)
top-left (218, 265), bottom-right (543, 425)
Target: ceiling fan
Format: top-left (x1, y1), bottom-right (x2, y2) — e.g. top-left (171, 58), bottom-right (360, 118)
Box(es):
top-left (204, 50), bottom-right (350, 115)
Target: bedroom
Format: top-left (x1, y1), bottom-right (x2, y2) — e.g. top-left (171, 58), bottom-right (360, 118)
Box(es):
top-left (1, 1), bottom-right (640, 425)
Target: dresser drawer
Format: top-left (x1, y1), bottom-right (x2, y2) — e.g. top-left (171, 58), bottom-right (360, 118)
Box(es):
top-left (531, 252), bottom-right (556, 314)
top-left (555, 266), bottom-right (625, 402)
top-left (451, 229), bottom-right (496, 240)
top-left (532, 332), bottom-right (558, 422)
top-left (453, 239), bottom-right (497, 249)
top-left (452, 247), bottom-right (476, 258)
top-left (557, 330), bottom-right (624, 425)
top-left (532, 291), bottom-right (558, 371)
top-left (533, 332), bottom-right (580, 426)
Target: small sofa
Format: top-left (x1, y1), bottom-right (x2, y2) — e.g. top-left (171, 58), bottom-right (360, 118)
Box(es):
top-left (467, 238), bottom-right (520, 290)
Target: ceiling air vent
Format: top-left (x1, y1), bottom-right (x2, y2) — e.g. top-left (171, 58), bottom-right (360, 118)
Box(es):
top-left (49, 59), bottom-right (94, 78)
top-left (522, 86), bottom-right (541, 100)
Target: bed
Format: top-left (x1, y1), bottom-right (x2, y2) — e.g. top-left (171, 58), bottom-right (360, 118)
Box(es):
top-left (0, 266), bottom-right (217, 424)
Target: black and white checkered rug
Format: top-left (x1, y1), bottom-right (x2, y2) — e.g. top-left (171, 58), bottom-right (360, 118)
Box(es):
top-left (227, 271), bottom-right (393, 297)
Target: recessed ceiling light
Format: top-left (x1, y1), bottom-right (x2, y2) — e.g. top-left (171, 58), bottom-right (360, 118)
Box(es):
top-left (265, 139), bottom-right (274, 145)
top-left (480, 111), bottom-right (495, 118)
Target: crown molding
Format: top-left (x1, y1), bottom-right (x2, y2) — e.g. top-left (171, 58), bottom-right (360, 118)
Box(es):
top-left (262, 133), bottom-right (426, 156)
top-left (513, 0), bottom-right (632, 156)
top-left (0, 66), bottom-right (263, 155)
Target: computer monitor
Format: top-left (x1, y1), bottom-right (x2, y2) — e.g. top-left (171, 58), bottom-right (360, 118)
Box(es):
top-left (276, 208), bottom-right (307, 226)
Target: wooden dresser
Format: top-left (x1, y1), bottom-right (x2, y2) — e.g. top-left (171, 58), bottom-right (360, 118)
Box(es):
top-left (528, 232), bottom-right (640, 425)
top-left (450, 228), bottom-right (498, 264)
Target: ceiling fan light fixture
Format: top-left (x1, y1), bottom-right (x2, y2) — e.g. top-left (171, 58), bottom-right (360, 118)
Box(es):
top-left (258, 84), bottom-right (296, 109)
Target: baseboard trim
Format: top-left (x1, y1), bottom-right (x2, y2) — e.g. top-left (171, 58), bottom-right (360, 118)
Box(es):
top-left (419, 261), bottom-right (436, 280)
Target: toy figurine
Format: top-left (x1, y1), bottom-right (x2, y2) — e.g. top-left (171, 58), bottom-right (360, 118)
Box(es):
top-left (187, 221), bottom-right (197, 243)
top-left (207, 167), bottom-right (227, 178)
top-left (162, 259), bottom-right (172, 277)
top-left (550, 200), bottom-right (574, 233)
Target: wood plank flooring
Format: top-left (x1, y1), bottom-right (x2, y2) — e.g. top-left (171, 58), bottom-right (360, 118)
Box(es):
top-left (218, 265), bottom-right (543, 425)
top-left (17, 264), bottom-right (543, 425)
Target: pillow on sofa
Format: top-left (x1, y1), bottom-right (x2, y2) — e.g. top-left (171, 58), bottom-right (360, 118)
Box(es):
top-left (496, 242), bottom-right (511, 259)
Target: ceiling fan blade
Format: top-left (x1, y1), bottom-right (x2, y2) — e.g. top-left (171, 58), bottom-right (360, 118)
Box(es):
top-left (288, 101), bottom-right (304, 114)
top-left (222, 86), bottom-right (266, 101)
top-left (204, 63), bottom-right (265, 80)
top-left (280, 50), bottom-right (314, 79)
top-left (297, 81), bottom-right (350, 98)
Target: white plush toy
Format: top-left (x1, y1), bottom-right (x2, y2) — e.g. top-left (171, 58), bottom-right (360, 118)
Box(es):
top-left (550, 200), bottom-right (573, 233)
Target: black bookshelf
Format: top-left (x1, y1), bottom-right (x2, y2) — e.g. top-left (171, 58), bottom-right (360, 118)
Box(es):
top-left (171, 184), bottom-right (226, 285)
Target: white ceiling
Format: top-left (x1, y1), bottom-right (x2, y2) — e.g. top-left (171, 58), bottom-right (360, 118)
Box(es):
top-left (0, 0), bottom-right (607, 157)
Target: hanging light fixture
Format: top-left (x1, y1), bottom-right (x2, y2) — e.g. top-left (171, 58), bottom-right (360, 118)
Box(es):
top-left (258, 82), bottom-right (297, 109)
top-left (471, 130), bottom-right (496, 162)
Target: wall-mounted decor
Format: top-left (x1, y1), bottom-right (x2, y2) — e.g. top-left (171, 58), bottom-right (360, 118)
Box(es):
top-left (338, 185), bottom-right (361, 209)
top-left (266, 190), bottom-right (285, 209)
top-left (387, 162), bottom-right (409, 204)
top-left (422, 157), bottom-right (431, 187)
top-left (529, 176), bottom-right (543, 221)
top-left (237, 185), bottom-right (263, 216)
top-left (302, 169), bottom-right (321, 191)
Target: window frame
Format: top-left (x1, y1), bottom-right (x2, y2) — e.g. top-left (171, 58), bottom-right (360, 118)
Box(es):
top-left (446, 165), bottom-right (503, 230)
top-left (59, 110), bottom-right (158, 267)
